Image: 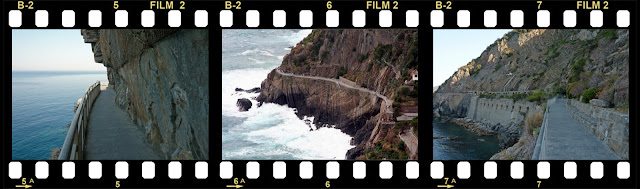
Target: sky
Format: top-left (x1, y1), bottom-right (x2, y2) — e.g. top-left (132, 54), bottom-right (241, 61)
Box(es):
top-left (433, 29), bottom-right (511, 87)
top-left (12, 29), bottom-right (107, 72)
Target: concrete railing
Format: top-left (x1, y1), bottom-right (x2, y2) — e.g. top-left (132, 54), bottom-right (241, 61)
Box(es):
top-left (532, 96), bottom-right (555, 160)
top-left (58, 81), bottom-right (102, 160)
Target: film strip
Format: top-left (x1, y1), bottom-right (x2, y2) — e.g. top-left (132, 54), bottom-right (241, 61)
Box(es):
top-left (4, 0), bottom-right (636, 188)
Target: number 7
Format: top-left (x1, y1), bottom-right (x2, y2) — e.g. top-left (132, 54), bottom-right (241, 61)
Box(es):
top-left (537, 180), bottom-right (541, 188)
top-left (537, 1), bottom-right (542, 9)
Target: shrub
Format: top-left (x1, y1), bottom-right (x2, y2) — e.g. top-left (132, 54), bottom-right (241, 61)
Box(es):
top-left (598, 29), bottom-right (617, 40)
top-left (335, 66), bottom-right (347, 78)
top-left (409, 90), bottom-right (419, 98)
top-left (582, 87), bottom-right (601, 103)
top-left (322, 51), bottom-right (329, 60)
top-left (358, 53), bottom-right (369, 62)
top-left (394, 95), bottom-right (404, 103)
top-left (569, 57), bottom-right (586, 83)
top-left (526, 91), bottom-right (548, 103)
top-left (552, 84), bottom-right (566, 96)
top-left (366, 152), bottom-right (375, 159)
top-left (373, 44), bottom-right (392, 60)
top-left (398, 141), bottom-right (406, 152)
top-left (510, 93), bottom-right (529, 102)
top-left (494, 64), bottom-right (502, 72)
top-left (526, 112), bottom-right (544, 136)
top-left (397, 87), bottom-right (410, 96)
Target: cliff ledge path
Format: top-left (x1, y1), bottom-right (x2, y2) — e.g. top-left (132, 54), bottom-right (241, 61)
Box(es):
top-left (85, 86), bottom-right (164, 160)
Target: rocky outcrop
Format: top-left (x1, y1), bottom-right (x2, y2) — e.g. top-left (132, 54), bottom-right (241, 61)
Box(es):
top-left (236, 98), bottom-right (252, 112)
top-left (235, 87), bottom-right (261, 93)
top-left (257, 29), bottom-right (418, 159)
top-left (589, 99), bottom-right (610, 108)
top-left (81, 29), bottom-right (209, 160)
top-left (433, 93), bottom-right (472, 118)
top-left (451, 118), bottom-right (522, 149)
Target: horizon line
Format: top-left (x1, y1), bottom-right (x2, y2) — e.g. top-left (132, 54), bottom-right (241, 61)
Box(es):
top-left (12, 70), bottom-right (107, 72)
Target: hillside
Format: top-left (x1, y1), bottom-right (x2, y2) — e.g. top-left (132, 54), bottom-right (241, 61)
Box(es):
top-left (437, 29), bottom-right (629, 109)
top-left (257, 29), bottom-right (419, 159)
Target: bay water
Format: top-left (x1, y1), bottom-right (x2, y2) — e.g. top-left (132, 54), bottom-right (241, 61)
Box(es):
top-left (12, 71), bottom-right (108, 160)
top-left (433, 120), bottom-right (501, 160)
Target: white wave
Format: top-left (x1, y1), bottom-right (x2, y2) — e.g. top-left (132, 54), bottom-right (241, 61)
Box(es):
top-left (221, 68), bottom-right (274, 117)
top-left (286, 29), bottom-right (313, 46)
top-left (243, 103), bottom-right (354, 159)
top-left (247, 57), bottom-right (265, 64)
top-left (241, 49), bottom-right (277, 57)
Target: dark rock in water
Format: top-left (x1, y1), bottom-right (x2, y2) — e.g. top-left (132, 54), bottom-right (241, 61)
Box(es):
top-left (237, 98), bottom-right (252, 112)
top-left (257, 102), bottom-right (263, 107)
top-left (236, 87), bottom-right (261, 93)
top-left (49, 148), bottom-right (61, 160)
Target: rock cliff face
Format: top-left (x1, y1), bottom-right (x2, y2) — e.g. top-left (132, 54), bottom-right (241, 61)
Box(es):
top-left (257, 30), bottom-right (418, 159)
top-left (437, 29), bottom-right (629, 108)
top-left (81, 29), bottom-right (209, 160)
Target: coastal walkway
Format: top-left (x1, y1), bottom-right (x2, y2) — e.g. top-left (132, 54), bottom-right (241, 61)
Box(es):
top-left (398, 129), bottom-right (418, 159)
top-left (83, 86), bottom-right (163, 160)
top-left (276, 68), bottom-right (393, 112)
top-left (536, 98), bottom-right (619, 160)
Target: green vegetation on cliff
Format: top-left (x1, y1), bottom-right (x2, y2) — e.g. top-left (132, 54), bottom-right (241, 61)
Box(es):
top-left (439, 29), bottom-right (628, 111)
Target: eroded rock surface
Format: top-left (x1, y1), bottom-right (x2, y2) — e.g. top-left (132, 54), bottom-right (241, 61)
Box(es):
top-left (81, 29), bottom-right (209, 160)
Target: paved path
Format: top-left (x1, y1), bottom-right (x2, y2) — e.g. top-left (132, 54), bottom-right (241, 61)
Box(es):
top-left (398, 129), bottom-right (418, 159)
top-left (85, 87), bottom-right (164, 160)
top-left (382, 59), bottom-right (400, 79)
top-left (276, 69), bottom-right (393, 111)
top-left (502, 75), bottom-right (516, 91)
top-left (540, 98), bottom-right (619, 160)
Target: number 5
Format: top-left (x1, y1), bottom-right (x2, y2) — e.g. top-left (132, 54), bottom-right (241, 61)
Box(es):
top-left (114, 1), bottom-right (119, 9)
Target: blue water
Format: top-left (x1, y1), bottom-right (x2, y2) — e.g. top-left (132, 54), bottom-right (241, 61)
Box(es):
top-left (433, 120), bottom-right (501, 160)
top-left (12, 71), bottom-right (108, 160)
top-left (221, 30), bottom-right (354, 160)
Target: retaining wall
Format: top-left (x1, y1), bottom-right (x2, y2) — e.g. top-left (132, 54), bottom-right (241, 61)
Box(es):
top-left (467, 97), bottom-right (540, 125)
top-left (567, 99), bottom-right (629, 159)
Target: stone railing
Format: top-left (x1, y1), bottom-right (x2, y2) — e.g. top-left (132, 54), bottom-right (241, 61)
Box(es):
top-left (532, 97), bottom-right (555, 160)
top-left (566, 99), bottom-right (629, 159)
top-left (58, 81), bottom-right (102, 160)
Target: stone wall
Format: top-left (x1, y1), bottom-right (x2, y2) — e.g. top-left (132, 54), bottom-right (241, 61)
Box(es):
top-left (567, 99), bottom-right (629, 159)
top-left (467, 97), bottom-right (540, 125)
top-left (81, 29), bottom-right (209, 160)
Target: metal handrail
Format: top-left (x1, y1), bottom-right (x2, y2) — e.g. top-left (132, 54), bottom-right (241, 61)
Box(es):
top-left (58, 81), bottom-right (102, 160)
top-left (532, 96), bottom-right (555, 160)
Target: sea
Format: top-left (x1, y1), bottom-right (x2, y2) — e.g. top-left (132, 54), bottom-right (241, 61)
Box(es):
top-left (221, 29), bottom-right (355, 160)
top-left (433, 120), bottom-right (501, 160)
top-left (12, 71), bottom-right (108, 160)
